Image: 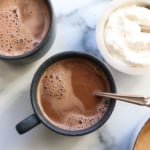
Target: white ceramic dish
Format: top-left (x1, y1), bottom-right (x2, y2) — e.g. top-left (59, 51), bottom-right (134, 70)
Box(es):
top-left (96, 0), bottom-right (150, 75)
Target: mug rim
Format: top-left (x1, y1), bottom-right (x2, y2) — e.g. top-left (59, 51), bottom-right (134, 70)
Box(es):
top-left (0, 0), bottom-right (54, 60)
top-left (30, 51), bottom-right (116, 136)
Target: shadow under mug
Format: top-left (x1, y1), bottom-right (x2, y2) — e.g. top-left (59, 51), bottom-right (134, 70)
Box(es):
top-left (0, 0), bottom-right (56, 63)
top-left (16, 51), bottom-right (116, 136)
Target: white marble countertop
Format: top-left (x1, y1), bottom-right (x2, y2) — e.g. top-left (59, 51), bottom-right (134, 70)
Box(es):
top-left (1, 0), bottom-right (150, 150)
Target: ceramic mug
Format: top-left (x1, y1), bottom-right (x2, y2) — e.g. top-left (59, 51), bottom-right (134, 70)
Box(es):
top-left (16, 51), bottom-right (116, 136)
top-left (0, 0), bottom-right (56, 63)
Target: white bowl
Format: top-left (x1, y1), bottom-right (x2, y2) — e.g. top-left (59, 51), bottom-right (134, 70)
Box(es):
top-left (96, 0), bottom-right (150, 75)
top-left (129, 115), bottom-right (150, 150)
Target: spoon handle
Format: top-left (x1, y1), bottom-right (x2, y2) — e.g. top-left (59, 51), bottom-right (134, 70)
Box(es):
top-left (94, 91), bottom-right (150, 107)
top-left (140, 25), bottom-right (150, 33)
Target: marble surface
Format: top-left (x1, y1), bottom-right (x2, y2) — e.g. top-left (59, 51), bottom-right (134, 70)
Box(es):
top-left (1, 0), bottom-right (150, 150)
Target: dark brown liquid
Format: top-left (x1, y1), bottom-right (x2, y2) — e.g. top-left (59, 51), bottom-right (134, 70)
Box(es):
top-left (37, 58), bottom-right (110, 131)
top-left (0, 0), bottom-right (50, 56)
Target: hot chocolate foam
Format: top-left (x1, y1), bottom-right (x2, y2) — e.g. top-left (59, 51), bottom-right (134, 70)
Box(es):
top-left (0, 0), bottom-right (50, 56)
top-left (61, 101), bottom-right (108, 130)
top-left (41, 67), bottom-right (68, 100)
top-left (37, 58), bottom-right (110, 131)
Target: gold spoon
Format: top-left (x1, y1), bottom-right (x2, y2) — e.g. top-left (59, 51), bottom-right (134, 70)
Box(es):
top-left (94, 91), bottom-right (150, 107)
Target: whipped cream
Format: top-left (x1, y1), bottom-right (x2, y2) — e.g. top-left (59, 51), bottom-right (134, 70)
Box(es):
top-left (104, 5), bottom-right (150, 67)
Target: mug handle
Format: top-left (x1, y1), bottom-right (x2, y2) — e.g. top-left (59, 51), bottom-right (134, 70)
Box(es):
top-left (16, 114), bottom-right (41, 134)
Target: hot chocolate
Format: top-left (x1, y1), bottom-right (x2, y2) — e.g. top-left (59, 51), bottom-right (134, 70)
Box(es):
top-left (0, 0), bottom-right (50, 56)
top-left (37, 58), bottom-right (110, 131)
